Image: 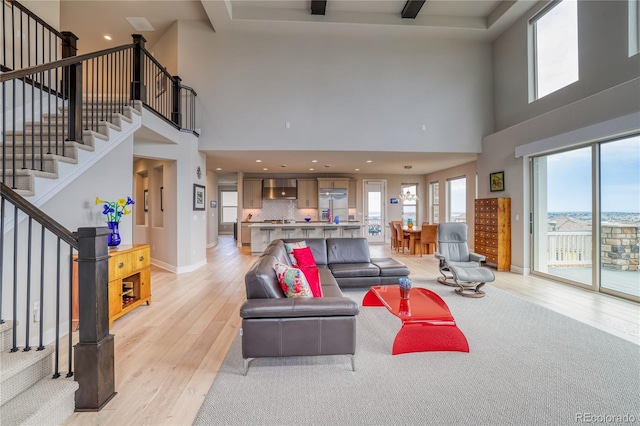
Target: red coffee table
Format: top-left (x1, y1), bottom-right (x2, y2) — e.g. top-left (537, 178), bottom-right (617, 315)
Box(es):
top-left (363, 285), bottom-right (469, 355)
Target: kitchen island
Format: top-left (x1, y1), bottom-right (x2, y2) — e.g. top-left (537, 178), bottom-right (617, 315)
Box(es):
top-left (248, 222), bottom-right (363, 254)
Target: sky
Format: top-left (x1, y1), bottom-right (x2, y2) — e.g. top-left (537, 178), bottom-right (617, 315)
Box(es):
top-left (546, 135), bottom-right (640, 213)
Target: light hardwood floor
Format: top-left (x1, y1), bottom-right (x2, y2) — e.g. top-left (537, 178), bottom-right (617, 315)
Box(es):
top-left (64, 235), bottom-right (640, 425)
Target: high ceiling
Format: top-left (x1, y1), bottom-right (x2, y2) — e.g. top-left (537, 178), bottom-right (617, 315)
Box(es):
top-left (60, 0), bottom-right (535, 176)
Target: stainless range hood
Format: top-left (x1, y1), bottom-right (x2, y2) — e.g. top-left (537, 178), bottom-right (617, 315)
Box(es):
top-left (262, 178), bottom-right (297, 199)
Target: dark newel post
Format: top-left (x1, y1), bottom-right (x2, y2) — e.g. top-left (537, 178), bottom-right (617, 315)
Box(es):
top-left (171, 75), bottom-right (182, 128)
top-left (61, 32), bottom-right (82, 142)
top-left (131, 34), bottom-right (146, 103)
top-left (74, 227), bottom-right (116, 411)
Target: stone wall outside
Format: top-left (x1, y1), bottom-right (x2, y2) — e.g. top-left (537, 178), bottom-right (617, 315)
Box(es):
top-left (601, 225), bottom-right (639, 271)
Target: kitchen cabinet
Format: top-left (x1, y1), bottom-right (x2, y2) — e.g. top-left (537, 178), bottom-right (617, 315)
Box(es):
top-left (317, 178), bottom-right (349, 189)
top-left (241, 222), bottom-right (252, 245)
top-left (474, 197), bottom-right (511, 271)
top-left (296, 179), bottom-right (318, 208)
top-left (348, 179), bottom-right (357, 208)
top-left (243, 179), bottom-right (263, 208)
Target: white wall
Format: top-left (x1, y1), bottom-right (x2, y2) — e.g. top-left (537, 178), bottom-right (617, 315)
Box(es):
top-left (149, 20), bottom-right (179, 76)
top-left (177, 20), bottom-right (493, 155)
top-left (133, 110), bottom-right (206, 273)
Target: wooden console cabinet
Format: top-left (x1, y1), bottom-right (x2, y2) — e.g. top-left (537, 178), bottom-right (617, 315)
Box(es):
top-left (107, 244), bottom-right (151, 327)
top-left (72, 244), bottom-right (151, 329)
top-left (474, 198), bottom-right (511, 271)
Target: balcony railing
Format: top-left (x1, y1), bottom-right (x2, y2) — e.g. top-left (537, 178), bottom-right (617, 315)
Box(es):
top-left (547, 231), bottom-right (593, 267)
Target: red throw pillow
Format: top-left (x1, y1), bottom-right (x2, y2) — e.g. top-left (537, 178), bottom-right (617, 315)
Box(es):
top-left (292, 246), bottom-right (317, 268)
top-left (301, 266), bottom-right (323, 298)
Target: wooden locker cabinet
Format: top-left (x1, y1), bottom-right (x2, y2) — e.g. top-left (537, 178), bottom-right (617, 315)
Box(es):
top-left (107, 244), bottom-right (152, 327)
top-left (474, 198), bottom-right (511, 271)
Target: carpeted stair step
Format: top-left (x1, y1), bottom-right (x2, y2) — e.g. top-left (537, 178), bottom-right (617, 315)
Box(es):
top-left (2, 153), bottom-right (77, 174)
top-left (0, 346), bottom-right (55, 404)
top-left (0, 321), bottom-right (14, 352)
top-left (3, 129), bottom-right (106, 146)
top-left (0, 169), bottom-right (57, 195)
top-left (4, 120), bottom-right (113, 138)
top-left (0, 376), bottom-right (78, 426)
top-left (1, 140), bottom-right (92, 158)
top-left (40, 111), bottom-right (134, 127)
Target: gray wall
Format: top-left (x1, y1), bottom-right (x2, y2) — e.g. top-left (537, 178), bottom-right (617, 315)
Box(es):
top-left (481, 0), bottom-right (640, 273)
top-left (177, 21), bottom-right (493, 155)
top-left (493, 0), bottom-right (640, 131)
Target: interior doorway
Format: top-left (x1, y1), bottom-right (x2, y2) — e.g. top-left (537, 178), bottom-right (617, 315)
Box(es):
top-left (363, 180), bottom-right (386, 244)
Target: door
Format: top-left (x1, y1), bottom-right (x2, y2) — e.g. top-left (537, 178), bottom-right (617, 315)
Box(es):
top-left (364, 180), bottom-right (385, 243)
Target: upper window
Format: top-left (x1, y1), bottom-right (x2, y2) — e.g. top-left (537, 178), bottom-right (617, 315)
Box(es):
top-left (530, 0), bottom-right (579, 100)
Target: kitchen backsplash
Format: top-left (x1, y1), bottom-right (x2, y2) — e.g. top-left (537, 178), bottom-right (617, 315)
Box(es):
top-left (243, 199), bottom-right (318, 222)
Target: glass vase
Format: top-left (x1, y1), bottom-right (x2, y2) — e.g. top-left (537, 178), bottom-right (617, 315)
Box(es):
top-left (107, 221), bottom-right (121, 247)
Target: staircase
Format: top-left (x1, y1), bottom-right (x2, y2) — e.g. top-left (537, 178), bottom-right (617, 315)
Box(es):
top-left (2, 100), bottom-right (143, 198)
top-left (0, 321), bottom-right (78, 425)
top-left (0, 101), bottom-right (141, 425)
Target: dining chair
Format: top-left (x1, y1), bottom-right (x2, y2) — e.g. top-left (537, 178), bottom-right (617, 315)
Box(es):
top-left (418, 224), bottom-right (438, 257)
top-left (389, 221), bottom-right (401, 251)
top-left (393, 223), bottom-right (409, 253)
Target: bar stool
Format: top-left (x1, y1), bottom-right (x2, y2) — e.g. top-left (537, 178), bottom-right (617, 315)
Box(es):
top-left (281, 226), bottom-right (296, 239)
top-left (259, 226), bottom-right (276, 245)
top-left (301, 227), bottom-right (315, 238)
top-left (343, 225), bottom-right (361, 238)
top-left (323, 226), bottom-right (338, 238)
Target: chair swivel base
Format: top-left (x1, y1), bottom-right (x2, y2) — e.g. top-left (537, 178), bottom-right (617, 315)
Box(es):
top-left (454, 282), bottom-right (487, 298)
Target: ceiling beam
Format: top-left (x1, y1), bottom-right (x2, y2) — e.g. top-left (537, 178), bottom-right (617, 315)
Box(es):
top-left (310, 1), bottom-right (327, 16)
top-left (401, 0), bottom-right (426, 19)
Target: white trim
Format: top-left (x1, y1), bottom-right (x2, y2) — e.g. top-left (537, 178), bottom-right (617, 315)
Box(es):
top-left (515, 112), bottom-right (640, 158)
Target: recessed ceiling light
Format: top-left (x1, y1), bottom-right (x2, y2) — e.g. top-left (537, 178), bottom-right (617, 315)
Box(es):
top-left (104, 35), bottom-right (112, 41)
top-left (263, 168), bottom-right (268, 171)
top-left (281, 164), bottom-right (287, 168)
top-left (256, 160), bottom-right (262, 163)
top-left (311, 160), bottom-right (318, 163)
top-left (126, 17), bottom-right (155, 32)
top-left (366, 160), bottom-right (373, 163)
top-left (355, 168), bottom-right (360, 171)
top-left (216, 167), bottom-right (222, 171)
top-left (309, 168), bottom-right (314, 171)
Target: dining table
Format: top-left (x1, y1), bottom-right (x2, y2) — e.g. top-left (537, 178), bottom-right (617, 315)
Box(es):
top-left (402, 226), bottom-right (422, 255)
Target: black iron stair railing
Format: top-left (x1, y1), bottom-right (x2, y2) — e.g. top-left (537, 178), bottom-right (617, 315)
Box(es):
top-left (1, 34), bottom-right (199, 190)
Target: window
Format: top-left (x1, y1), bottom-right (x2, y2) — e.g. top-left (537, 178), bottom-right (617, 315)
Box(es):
top-left (447, 177), bottom-right (466, 223)
top-left (401, 184), bottom-right (418, 225)
top-left (530, 0), bottom-right (579, 100)
top-left (429, 181), bottom-right (439, 223)
top-left (220, 190), bottom-right (238, 224)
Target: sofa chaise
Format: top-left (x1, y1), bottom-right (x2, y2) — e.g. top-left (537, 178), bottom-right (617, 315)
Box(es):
top-left (240, 237), bottom-right (410, 374)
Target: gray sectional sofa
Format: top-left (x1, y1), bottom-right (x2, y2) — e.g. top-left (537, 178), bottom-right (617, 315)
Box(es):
top-left (240, 237), bottom-right (409, 374)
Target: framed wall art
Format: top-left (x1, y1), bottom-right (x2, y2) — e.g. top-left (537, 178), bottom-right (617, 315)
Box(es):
top-left (193, 184), bottom-right (206, 211)
top-left (490, 171), bottom-right (505, 192)
top-left (143, 189), bottom-right (149, 212)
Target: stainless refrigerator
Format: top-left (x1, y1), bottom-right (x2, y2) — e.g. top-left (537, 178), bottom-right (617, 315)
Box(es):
top-left (319, 188), bottom-right (348, 223)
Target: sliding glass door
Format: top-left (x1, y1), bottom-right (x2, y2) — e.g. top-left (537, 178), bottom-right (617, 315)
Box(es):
top-left (533, 147), bottom-right (593, 287)
top-left (532, 134), bottom-right (640, 301)
top-left (599, 136), bottom-right (640, 298)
